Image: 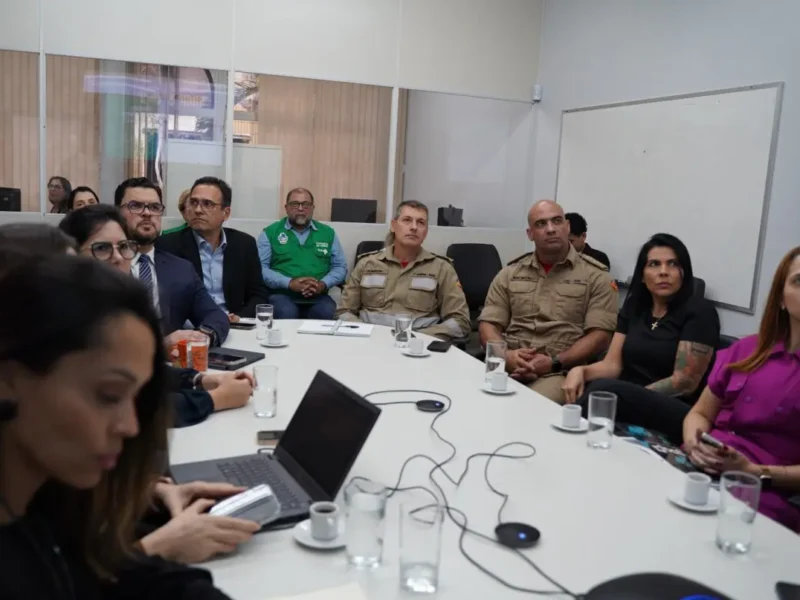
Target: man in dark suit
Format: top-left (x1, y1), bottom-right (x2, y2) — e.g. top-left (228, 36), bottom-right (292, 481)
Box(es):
top-left (156, 176), bottom-right (269, 320)
top-left (565, 212), bottom-right (611, 270)
top-left (115, 177), bottom-right (229, 346)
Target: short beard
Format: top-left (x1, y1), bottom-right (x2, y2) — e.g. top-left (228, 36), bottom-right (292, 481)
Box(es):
top-left (131, 230), bottom-right (158, 246)
top-left (289, 215), bottom-right (309, 228)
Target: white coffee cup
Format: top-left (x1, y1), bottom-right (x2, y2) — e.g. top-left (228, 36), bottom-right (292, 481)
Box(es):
top-left (490, 371), bottom-right (508, 392)
top-left (267, 328), bottom-right (283, 345)
top-left (309, 501), bottom-right (340, 541)
top-left (561, 404), bottom-right (582, 429)
top-left (408, 337), bottom-right (425, 355)
top-left (683, 472), bottom-right (711, 506)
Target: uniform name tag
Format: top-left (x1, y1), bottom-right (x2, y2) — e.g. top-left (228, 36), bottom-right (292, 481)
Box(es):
top-left (362, 274), bottom-right (387, 287)
top-left (410, 276), bottom-right (437, 291)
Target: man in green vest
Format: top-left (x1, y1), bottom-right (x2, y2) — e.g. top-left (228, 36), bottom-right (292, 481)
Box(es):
top-left (256, 187), bottom-right (348, 319)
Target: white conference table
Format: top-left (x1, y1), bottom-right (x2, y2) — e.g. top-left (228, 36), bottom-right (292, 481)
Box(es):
top-left (170, 321), bottom-right (800, 600)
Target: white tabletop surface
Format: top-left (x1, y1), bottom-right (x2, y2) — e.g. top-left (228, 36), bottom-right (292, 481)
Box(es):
top-left (169, 321), bottom-right (800, 600)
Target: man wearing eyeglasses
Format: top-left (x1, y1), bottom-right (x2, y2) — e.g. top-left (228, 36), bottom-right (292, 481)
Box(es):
top-left (256, 187), bottom-right (348, 320)
top-left (114, 177), bottom-right (229, 346)
top-left (156, 176), bottom-right (269, 321)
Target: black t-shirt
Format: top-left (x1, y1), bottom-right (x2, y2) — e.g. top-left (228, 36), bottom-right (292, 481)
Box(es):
top-left (618, 296), bottom-right (720, 395)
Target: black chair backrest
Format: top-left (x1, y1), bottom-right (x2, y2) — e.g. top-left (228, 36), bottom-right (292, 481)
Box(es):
top-left (693, 277), bottom-right (706, 299)
top-left (445, 243), bottom-right (502, 311)
top-left (354, 240), bottom-right (384, 264)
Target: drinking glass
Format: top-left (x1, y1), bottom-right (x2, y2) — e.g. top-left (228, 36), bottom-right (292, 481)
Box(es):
top-left (188, 336), bottom-right (209, 372)
top-left (344, 479), bottom-right (387, 568)
top-left (252, 365), bottom-right (277, 418)
top-left (399, 502), bottom-right (444, 594)
top-left (394, 313), bottom-right (413, 348)
top-left (255, 304), bottom-right (274, 341)
top-left (484, 341), bottom-right (507, 383)
top-left (587, 391), bottom-right (617, 449)
top-left (716, 471), bottom-right (761, 555)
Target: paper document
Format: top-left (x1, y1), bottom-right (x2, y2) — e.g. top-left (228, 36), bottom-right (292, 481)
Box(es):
top-left (296, 320), bottom-right (374, 337)
top-left (268, 583), bottom-right (368, 600)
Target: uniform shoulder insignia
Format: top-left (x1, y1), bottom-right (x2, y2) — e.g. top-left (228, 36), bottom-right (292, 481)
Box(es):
top-left (579, 253), bottom-right (610, 272)
top-left (354, 248), bottom-right (383, 265)
top-left (507, 252), bottom-right (533, 266)
top-left (431, 252), bottom-right (454, 263)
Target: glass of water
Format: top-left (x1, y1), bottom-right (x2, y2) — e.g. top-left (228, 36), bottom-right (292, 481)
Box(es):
top-left (716, 471), bottom-right (761, 555)
top-left (394, 313), bottom-right (413, 348)
top-left (252, 365), bottom-right (277, 418)
top-left (587, 391), bottom-right (616, 449)
top-left (484, 340), bottom-right (507, 383)
top-left (255, 304), bottom-right (273, 341)
top-left (400, 502), bottom-right (444, 594)
top-left (344, 479), bottom-right (387, 569)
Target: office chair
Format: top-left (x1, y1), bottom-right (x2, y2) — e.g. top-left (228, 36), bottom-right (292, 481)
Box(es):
top-left (354, 240), bottom-right (384, 265)
top-left (693, 277), bottom-right (706, 299)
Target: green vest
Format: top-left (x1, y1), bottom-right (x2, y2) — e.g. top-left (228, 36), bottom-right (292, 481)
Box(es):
top-left (162, 222), bottom-right (189, 235)
top-left (265, 219), bottom-right (335, 296)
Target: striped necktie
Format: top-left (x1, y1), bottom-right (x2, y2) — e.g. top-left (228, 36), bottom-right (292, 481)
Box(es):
top-left (138, 254), bottom-right (154, 296)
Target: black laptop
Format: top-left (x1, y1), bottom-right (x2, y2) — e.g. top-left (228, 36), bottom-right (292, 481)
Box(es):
top-left (170, 370), bottom-right (381, 527)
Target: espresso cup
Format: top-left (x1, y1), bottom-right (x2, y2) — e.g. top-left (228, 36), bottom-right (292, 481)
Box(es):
top-left (490, 371), bottom-right (508, 392)
top-left (408, 337), bottom-right (425, 355)
top-left (562, 404), bottom-right (582, 429)
top-left (267, 328), bottom-right (283, 345)
top-left (309, 501), bottom-right (340, 541)
top-left (683, 472), bottom-right (711, 506)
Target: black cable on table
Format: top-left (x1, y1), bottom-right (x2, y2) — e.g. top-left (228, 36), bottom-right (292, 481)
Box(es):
top-left (357, 390), bottom-right (580, 599)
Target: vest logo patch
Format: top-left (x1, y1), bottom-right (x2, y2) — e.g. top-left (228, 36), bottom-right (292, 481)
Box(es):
top-left (315, 241), bottom-right (330, 255)
top-left (277, 232), bottom-right (289, 245)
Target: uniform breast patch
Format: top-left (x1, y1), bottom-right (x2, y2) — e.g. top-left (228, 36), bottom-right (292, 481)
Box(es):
top-left (410, 276), bottom-right (437, 291)
top-left (362, 274), bottom-right (387, 287)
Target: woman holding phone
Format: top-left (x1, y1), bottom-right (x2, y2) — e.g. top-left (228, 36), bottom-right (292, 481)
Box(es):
top-left (683, 246), bottom-right (800, 532)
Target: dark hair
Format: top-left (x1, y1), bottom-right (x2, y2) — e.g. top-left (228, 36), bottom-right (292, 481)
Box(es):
top-left (114, 178), bottom-right (163, 207)
top-left (48, 176), bottom-right (72, 197)
top-left (59, 204), bottom-right (129, 248)
top-left (286, 187), bottom-right (315, 204)
top-left (0, 255), bottom-right (169, 578)
top-left (625, 233), bottom-right (695, 317)
top-left (192, 176), bottom-right (232, 208)
top-left (0, 223), bottom-right (75, 257)
top-left (394, 200), bottom-right (429, 219)
top-left (66, 186), bottom-right (100, 211)
top-left (565, 212), bottom-right (587, 236)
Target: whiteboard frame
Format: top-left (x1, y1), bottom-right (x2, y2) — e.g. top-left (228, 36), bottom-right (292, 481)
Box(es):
top-left (554, 82), bottom-right (785, 315)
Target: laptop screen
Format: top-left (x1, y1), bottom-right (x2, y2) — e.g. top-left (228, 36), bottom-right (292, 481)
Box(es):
top-left (276, 371), bottom-right (381, 498)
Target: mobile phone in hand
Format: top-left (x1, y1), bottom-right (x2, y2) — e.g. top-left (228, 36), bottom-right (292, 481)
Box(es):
top-left (700, 431), bottom-right (725, 449)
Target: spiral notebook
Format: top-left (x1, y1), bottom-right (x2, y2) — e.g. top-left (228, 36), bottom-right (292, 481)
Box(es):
top-left (296, 320), bottom-right (374, 337)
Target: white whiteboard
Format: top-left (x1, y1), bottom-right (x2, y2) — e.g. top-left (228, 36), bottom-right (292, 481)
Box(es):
top-left (164, 140), bottom-right (282, 220)
top-left (555, 84), bottom-right (782, 312)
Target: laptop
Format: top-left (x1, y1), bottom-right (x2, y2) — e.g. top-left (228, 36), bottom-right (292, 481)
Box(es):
top-left (170, 370), bottom-right (381, 527)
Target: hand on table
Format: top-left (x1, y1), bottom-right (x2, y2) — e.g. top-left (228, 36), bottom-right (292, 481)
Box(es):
top-left (139, 499), bottom-right (259, 564)
top-left (228, 313), bottom-right (240, 323)
top-left (202, 370), bottom-right (255, 391)
top-left (561, 367), bottom-right (586, 405)
top-left (154, 480), bottom-right (246, 518)
top-left (208, 374), bottom-right (254, 411)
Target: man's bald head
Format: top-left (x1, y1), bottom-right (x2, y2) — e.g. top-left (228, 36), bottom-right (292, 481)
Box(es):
top-left (526, 199), bottom-right (570, 261)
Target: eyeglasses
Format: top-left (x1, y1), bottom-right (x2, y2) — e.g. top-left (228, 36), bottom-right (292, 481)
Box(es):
top-left (287, 201), bottom-right (314, 210)
top-left (89, 240), bottom-right (139, 261)
top-left (47, 183), bottom-right (63, 190)
top-left (187, 198), bottom-right (223, 211)
top-left (123, 201), bottom-right (165, 215)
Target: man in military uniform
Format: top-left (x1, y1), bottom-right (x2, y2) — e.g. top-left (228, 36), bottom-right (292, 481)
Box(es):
top-left (336, 200), bottom-right (470, 341)
top-left (478, 200), bottom-right (618, 404)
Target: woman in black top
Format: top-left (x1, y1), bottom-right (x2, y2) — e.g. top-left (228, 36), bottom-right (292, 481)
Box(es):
top-left (0, 255), bottom-right (230, 599)
top-left (562, 233), bottom-right (720, 442)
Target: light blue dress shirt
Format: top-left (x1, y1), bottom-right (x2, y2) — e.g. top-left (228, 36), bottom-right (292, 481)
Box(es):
top-left (256, 220), bottom-right (347, 290)
top-left (194, 230), bottom-right (228, 312)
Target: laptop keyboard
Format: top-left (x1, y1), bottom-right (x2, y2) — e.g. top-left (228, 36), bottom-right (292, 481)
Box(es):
top-left (217, 457), bottom-right (305, 511)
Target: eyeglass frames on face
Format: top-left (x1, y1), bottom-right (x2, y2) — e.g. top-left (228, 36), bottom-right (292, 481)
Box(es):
top-left (47, 183), bottom-right (64, 190)
top-left (89, 240), bottom-right (138, 261)
top-left (187, 198), bottom-right (223, 211)
top-left (123, 201), bottom-right (165, 215)
top-left (287, 201), bottom-right (314, 210)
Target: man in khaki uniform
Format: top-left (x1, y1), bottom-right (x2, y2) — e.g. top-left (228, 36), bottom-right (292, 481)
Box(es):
top-left (336, 200), bottom-right (470, 341)
top-left (478, 200), bottom-right (618, 403)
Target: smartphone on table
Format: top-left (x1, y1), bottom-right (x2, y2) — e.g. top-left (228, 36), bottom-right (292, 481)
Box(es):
top-left (257, 430), bottom-right (284, 447)
top-left (427, 340), bottom-right (452, 353)
top-left (229, 322), bottom-right (256, 330)
top-left (208, 351), bottom-right (248, 369)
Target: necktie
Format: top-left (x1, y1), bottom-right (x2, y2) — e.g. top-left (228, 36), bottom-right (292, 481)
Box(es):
top-left (138, 254), bottom-right (154, 296)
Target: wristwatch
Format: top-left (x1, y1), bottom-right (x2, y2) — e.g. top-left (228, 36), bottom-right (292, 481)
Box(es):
top-left (759, 465), bottom-right (774, 490)
top-left (551, 355), bottom-right (563, 374)
top-left (197, 326), bottom-right (217, 346)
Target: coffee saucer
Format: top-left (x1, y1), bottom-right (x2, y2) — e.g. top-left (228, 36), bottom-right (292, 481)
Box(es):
top-left (667, 489), bottom-right (720, 513)
top-left (551, 418), bottom-right (589, 433)
top-left (481, 385), bottom-right (516, 396)
top-left (401, 349), bottom-right (431, 358)
top-left (292, 519), bottom-right (346, 550)
top-left (259, 340), bottom-right (289, 348)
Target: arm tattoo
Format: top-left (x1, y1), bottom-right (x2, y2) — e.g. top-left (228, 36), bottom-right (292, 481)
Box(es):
top-left (647, 341), bottom-right (714, 397)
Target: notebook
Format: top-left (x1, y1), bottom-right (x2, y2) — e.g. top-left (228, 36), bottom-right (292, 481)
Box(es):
top-left (296, 320), bottom-right (374, 337)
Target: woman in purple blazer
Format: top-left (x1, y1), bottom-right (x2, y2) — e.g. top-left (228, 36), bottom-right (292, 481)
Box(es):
top-left (683, 246), bottom-right (800, 532)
